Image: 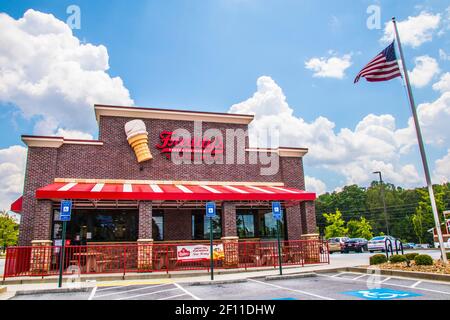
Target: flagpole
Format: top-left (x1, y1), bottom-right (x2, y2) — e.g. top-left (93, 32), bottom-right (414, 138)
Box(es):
top-left (392, 17), bottom-right (448, 264)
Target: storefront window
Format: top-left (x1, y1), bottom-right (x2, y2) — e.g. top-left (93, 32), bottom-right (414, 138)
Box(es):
top-left (52, 209), bottom-right (138, 244)
top-left (152, 213), bottom-right (164, 241)
top-left (191, 210), bottom-right (221, 240)
top-left (236, 214), bottom-right (255, 238)
top-left (236, 208), bottom-right (285, 240)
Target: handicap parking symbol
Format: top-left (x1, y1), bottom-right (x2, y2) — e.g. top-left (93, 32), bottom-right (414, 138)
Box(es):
top-left (342, 288), bottom-right (421, 300)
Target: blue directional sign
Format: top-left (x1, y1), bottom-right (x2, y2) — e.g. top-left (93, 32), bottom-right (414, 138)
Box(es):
top-left (272, 201), bottom-right (282, 220)
top-left (59, 200), bottom-right (72, 221)
top-left (206, 202), bottom-right (216, 218)
top-left (342, 288), bottom-right (421, 300)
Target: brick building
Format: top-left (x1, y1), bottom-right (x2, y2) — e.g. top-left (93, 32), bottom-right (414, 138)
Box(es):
top-left (12, 104), bottom-right (317, 248)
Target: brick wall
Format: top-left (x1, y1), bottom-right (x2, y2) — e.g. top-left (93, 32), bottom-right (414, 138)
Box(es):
top-left (221, 202), bottom-right (237, 237)
top-left (138, 201), bottom-right (153, 239)
top-left (285, 204), bottom-right (303, 240)
top-left (280, 157), bottom-right (305, 190)
top-left (19, 148), bottom-right (58, 245)
top-left (301, 201), bottom-right (317, 234)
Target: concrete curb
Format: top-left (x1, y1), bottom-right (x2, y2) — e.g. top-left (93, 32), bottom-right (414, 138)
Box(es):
top-left (340, 266), bottom-right (450, 282)
top-left (187, 279), bottom-right (248, 286)
top-left (265, 272), bottom-right (317, 281)
top-left (14, 286), bottom-right (92, 296)
top-left (1, 263), bottom-right (329, 285)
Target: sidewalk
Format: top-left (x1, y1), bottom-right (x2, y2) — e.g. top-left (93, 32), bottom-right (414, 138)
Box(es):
top-left (0, 263), bottom-right (345, 300)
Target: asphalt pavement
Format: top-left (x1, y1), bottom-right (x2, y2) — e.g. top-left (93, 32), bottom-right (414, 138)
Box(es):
top-left (11, 270), bottom-right (450, 300)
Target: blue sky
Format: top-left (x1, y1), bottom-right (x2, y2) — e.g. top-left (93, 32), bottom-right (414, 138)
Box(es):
top-left (0, 0), bottom-right (449, 209)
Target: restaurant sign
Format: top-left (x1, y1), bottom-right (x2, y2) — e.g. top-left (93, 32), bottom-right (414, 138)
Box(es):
top-left (176, 244), bottom-right (224, 261)
top-left (156, 131), bottom-right (223, 160)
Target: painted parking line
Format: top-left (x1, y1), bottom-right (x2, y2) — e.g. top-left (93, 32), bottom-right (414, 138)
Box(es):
top-left (248, 279), bottom-right (335, 300)
top-left (94, 283), bottom-right (173, 299)
top-left (411, 281), bottom-right (422, 288)
top-left (96, 279), bottom-right (173, 290)
top-left (158, 293), bottom-right (189, 300)
top-left (88, 286), bottom-right (97, 300)
top-left (352, 274), bottom-right (369, 280)
top-left (317, 274), bottom-right (450, 296)
top-left (115, 287), bottom-right (179, 300)
top-left (175, 283), bottom-right (201, 300)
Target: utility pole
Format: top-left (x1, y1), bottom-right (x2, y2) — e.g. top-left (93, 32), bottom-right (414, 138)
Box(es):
top-left (373, 171), bottom-right (389, 235)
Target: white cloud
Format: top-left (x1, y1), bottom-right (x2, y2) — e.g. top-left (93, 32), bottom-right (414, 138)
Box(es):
top-left (382, 12), bottom-right (441, 48)
top-left (0, 9), bottom-right (133, 136)
top-left (409, 55), bottom-right (440, 88)
top-left (433, 72), bottom-right (450, 93)
top-left (305, 53), bottom-right (352, 79)
top-left (0, 145), bottom-right (27, 211)
top-left (305, 176), bottom-right (327, 195)
top-left (229, 76), bottom-right (424, 189)
top-left (434, 149), bottom-right (450, 184)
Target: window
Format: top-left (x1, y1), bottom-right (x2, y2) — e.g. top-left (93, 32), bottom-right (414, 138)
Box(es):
top-left (236, 208), bottom-right (285, 240)
top-left (236, 214), bottom-right (255, 238)
top-left (52, 209), bottom-right (138, 244)
top-left (191, 210), bottom-right (221, 240)
top-left (152, 212), bottom-right (164, 241)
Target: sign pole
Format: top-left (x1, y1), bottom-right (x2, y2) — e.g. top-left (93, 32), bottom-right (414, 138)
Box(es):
top-left (210, 216), bottom-right (214, 281)
top-left (277, 219), bottom-right (283, 275)
top-left (206, 201), bottom-right (216, 281)
top-left (392, 17), bottom-right (448, 264)
top-left (58, 220), bottom-right (67, 288)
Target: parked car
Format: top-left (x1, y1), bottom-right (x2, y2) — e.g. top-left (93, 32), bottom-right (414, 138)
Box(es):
top-left (403, 243), bottom-right (416, 249)
top-left (343, 238), bottom-right (368, 253)
top-left (368, 236), bottom-right (401, 252)
top-left (327, 238), bottom-right (343, 254)
top-left (327, 237), bottom-right (350, 254)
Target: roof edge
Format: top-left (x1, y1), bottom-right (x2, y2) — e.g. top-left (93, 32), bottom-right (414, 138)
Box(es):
top-left (94, 104), bottom-right (254, 125)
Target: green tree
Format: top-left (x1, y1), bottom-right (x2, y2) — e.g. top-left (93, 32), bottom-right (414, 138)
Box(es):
top-left (347, 217), bottom-right (373, 239)
top-left (323, 210), bottom-right (348, 238)
top-left (0, 211), bottom-right (19, 248)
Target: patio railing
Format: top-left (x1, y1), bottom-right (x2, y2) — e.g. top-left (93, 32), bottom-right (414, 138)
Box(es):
top-left (3, 240), bottom-right (329, 279)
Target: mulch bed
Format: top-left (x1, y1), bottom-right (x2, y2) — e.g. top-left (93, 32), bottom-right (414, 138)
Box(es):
top-left (378, 260), bottom-right (450, 275)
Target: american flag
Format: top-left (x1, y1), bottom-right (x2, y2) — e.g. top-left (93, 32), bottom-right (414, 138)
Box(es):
top-left (354, 41), bottom-right (402, 83)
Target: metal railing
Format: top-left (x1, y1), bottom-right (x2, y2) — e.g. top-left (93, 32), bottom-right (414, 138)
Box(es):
top-left (3, 239), bottom-right (329, 279)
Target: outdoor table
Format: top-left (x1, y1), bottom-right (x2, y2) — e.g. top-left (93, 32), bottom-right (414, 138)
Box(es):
top-left (73, 252), bottom-right (103, 272)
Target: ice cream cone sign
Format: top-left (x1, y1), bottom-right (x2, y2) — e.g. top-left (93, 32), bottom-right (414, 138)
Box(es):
top-left (124, 119), bottom-right (153, 163)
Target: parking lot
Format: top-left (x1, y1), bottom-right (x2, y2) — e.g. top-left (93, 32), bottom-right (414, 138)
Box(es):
top-left (11, 270), bottom-right (450, 300)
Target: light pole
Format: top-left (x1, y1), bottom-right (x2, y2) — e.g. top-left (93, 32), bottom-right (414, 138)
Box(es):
top-left (373, 171), bottom-right (390, 235)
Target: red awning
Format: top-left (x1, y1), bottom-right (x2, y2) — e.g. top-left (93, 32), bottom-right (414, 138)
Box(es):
top-left (36, 182), bottom-right (316, 201)
top-left (10, 196), bottom-right (23, 213)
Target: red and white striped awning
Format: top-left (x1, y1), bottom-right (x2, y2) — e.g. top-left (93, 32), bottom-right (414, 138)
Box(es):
top-left (35, 182), bottom-right (316, 201)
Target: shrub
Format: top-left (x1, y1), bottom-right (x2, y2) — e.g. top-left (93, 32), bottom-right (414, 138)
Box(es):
top-left (405, 252), bottom-right (419, 261)
top-left (414, 254), bottom-right (433, 266)
top-left (389, 254), bottom-right (407, 263)
top-left (370, 254), bottom-right (387, 265)
top-left (447, 252), bottom-right (450, 260)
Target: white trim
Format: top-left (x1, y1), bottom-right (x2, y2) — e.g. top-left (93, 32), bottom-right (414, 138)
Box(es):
top-left (150, 184), bottom-right (163, 193)
top-left (95, 105), bottom-right (254, 125)
top-left (64, 140), bottom-right (104, 146)
top-left (269, 186), bottom-right (302, 194)
top-left (54, 178), bottom-right (285, 187)
top-left (123, 184), bottom-right (132, 192)
top-left (22, 137), bottom-right (64, 148)
top-left (224, 185), bottom-right (248, 194)
top-left (199, 185), bottom-right (221, 193)
top-left (58, 182), bottom-right (77, 191)
top-left (246, 186), bottom-right (274, 194)
top-left (175, 185), bottom-right (193, 193)
top-left (91, 183), bottom-right (105, 192)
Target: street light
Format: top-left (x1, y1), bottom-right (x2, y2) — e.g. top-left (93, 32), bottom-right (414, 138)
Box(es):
top-left (373, 171), bottom-right (390, 235)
